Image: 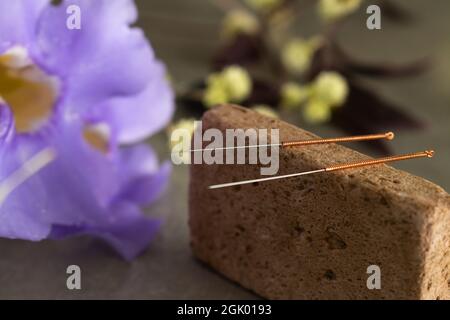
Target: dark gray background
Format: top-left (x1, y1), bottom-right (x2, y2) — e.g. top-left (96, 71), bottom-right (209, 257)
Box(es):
top-left (0, 0), bottom-right (449, 299)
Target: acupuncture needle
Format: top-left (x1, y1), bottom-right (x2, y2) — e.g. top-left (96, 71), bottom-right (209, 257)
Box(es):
top-left (208, 150), bottom-right (434, 190)
top-left (188, 132), bottom-right (395, 153)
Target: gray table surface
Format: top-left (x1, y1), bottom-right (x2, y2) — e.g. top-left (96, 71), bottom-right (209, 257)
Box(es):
top-left (1, 0), bottom-right (449, 299)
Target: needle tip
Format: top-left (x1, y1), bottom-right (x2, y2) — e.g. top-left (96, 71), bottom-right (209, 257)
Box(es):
top-left (385, 132), bottom-right (395, 140)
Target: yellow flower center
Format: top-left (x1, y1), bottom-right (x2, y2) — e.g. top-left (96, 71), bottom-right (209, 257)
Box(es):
top-left (0, 47), bottom-right (59, 134)
top-left (83, 124), bottom-right (111, 154)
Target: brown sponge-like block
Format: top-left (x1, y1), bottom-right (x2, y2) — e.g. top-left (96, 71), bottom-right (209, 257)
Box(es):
top-left (189, 104), bottom-right (450, 299)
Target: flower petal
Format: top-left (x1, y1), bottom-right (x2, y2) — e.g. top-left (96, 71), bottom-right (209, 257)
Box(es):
top-left (115, 144), bottom-right (171, 205)
top-left (0, 103), bottom-right (14, 149)
top-left (97, 62), bottom-right (174, 144)
top-left (0, 130), bottom-right (53, 240)
top-left (0, 0), bottom-right (48, 53)
top-left (34, 0), bottom-right (156, 111)
top-left (0, 0), bottom-right (173, 260)
top-left (0, 117), bottom-right (167, 258)
top-left (50, 202), bottom-right (162, 260)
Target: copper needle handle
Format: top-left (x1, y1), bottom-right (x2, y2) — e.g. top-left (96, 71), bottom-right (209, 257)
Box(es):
top-left (325, 150), bottom-right (434, 172)
top-left (189, 132), bottom-right (394, 153)
top-left (281, 132), bottom-right (394, 148)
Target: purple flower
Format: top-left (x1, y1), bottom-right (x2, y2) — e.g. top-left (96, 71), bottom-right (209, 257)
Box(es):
top-left (0, 0), bottom-right (174, 260)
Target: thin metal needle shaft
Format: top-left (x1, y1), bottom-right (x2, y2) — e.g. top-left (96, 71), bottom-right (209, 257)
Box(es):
top-left (189, 132), bottom-right (394, 153)
top-left (208, 150), bottom-right (434, 190)
top-left (209, 169), bottom-right (325, 189)
top-left (190, 143), bottom-right (281, 153)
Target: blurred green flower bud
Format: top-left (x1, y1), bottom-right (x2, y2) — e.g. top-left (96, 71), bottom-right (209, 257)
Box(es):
top-left (244, 0), bottom-right (282, 13)
top-left (221, 65), bottom-right (252, 102)
top-left (203, 66), bottom-right (252, 107)
top-left (303, 98), bottom-right (332, 124)
top-left (203, 73), bottom-right (229, 108)
top-left (312, 71), bottom-right (349, 107)
top-left (280, 82), bottom-right (310, 109)
top-left (281, 37), bottom-right (322, 74)
top-left (252, 105), bottom-right (279, 118)
top-left (318, 0), bottom-right (362, 22)
top-left (222, 10), bottom-right (260, 39)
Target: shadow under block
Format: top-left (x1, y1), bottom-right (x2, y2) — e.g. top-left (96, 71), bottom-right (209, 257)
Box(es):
top-left (188, 104), bottom-right (450, 299)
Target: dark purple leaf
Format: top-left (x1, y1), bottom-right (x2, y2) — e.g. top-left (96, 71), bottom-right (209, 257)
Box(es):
top-left (378, 0), bottom-right (414, 24)
top-left (212, 34), bottom-right (264, 70)
top-left (308, 41), bottom-right (429, 79)
top-left (333, 43), bottom-right (429, 78)
top-left (306, 43), bottom-right (343, 80)
top-left (244, 78), bottom-right (281, 106)
top-left (331, 81), bottom-right (425, 155)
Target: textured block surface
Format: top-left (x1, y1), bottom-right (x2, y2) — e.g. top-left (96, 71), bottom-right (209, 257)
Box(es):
top-left (189, 104), bottom-right (450, 300)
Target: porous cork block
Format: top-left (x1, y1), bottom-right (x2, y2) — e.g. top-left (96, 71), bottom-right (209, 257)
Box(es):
top-left (189, 104), bottom-right (450, 300)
